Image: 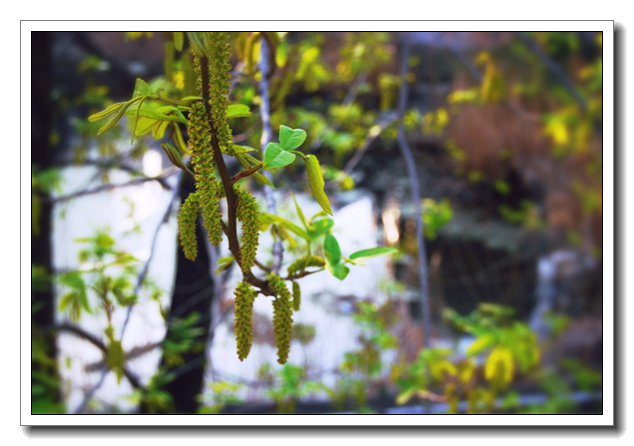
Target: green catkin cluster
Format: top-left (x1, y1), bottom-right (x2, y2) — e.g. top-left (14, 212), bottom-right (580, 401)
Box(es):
top-left (234, 281), bottom-right (257, 361)
top-left (292, 282), bottom-right (301, 312)
top-left (206, 32), bottom-right (234, 156)
top-left (187, 100), bottom-right (223, 246)
top-left (178, 192), bottom-right (199, 261)
top-left (235, 186), bottom-right (260, 273)
top-left (269, 273), bottom-right (293, 365)
top-left (286, 255), bottom-right (326, 278)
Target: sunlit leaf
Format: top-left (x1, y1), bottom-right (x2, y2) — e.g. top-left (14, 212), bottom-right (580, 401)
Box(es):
top-left (349, 247), bottom-right (398, 260)
top-left (303, 155), bottom-right (332, 215)
top-left (466, 333), bottom-right (498, 356)
top-left (279, 125), bottom-right (307, 150)
top-left (226, 104), bottom-right (252, 118)
top-left (263, 142), bottom-right (295, 168)
top-left (326, 263), bottom-right (349, 281)
top-left (214, 256), bottom-right (235, 275)
top-left (88, 102), bottom-right (125, 122)
top-left (174, 32), bottom-right (184, 51)
top-left (133, 78), bottom-right (152, 98)
top-left (324, 233), bottom-right (341, 265)
top-left (291, 192), bottom-right (308, 229)
top-left (307, 218), bottom-right (334, 239)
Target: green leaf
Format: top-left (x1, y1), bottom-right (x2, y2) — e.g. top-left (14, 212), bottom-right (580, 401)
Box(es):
top-left (214, 256), bottom-right (235, 275)
top-left (133, 78), bottom-right (152, 98)
top-left (226, 104), bottom-right (252, 118)
top-left (327, 263), bottom-right (349, 281)
top-left (291, 192), bottom-right (308, 229)
top-left (303, 155), bottom-right (332, 215)
top-left (263, 142), bottom-right (296, 168)
top-left (88, 102), bottom-right (125, 122)
top-left (97, 97), bottom-right (142, 136)
top-left (466, 333), bottom-right (498, 356)
top-left (152, 121), bottom-right (169, 139)
top-left (279, 125), bottom-right (307, 150)
top-left (231, 144), bottom-right (257, 154)
top-left (59, 271), bottom-right (85, 291)
top-left (307, 218), bottom-right (334, 239)
top-left (96, 233), bottom-right (115, 249)
top-left (260, 213), bottom-right (309, 240)
top-left (349, 247), bottom-right (399, 260)
top-left (324, 233), bottom-right (342, 265)
top-left (174, 32), bottom-right (184, 51)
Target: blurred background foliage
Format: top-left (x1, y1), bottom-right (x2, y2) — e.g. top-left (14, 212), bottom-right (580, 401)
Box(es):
top-left (31, 31), bottom-right (603, 415)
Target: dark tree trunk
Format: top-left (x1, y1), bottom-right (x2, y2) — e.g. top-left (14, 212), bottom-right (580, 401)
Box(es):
top-left (31, 31), bottom-right (60, 403)
top-left (152, 174), bottom-right (216, 414)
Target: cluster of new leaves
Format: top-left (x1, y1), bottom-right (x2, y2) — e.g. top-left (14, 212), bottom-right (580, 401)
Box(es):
top-left (88, 31), bottom-right (400, 365)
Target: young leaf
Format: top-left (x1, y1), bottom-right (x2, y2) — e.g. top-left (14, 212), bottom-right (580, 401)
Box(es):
top-left (260, 213), bottom-right (309, 241)
top-left (291, 192), bottom-right (308, 229)
top-left (307, 218), bottom-right (334, 239)
top-left (327, 263), bottom-right (350, 281)
top-left (263, 142), bottom-right (296, 168)
top-left (231, 144), bottom-right (257, 154)
top-left (303, 155), bottom-right (332, 215)
top-left (279, 125), bottom-right (307, 150)
top-left (349, 247), bottom-right (399, 260)
top-left (172, 124), bottom-right (190, 155)
top-left (174, 32), bottom-right (184, 51)
top-left (133, 78), bottom-right (152, 98)
top-left (88, 102), bottom-right (125, 122)
top-left (324, 233), bottom-right (342, 265)
top-left (226, 104), bottom-right (252, 119)
top-left (97, 97), bottom-right (142, 136)
top-left (214, 256), bottom-right (235, 275)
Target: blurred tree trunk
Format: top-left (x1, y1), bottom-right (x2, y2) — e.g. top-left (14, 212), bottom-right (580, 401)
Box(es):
top-left (150, 173), bottom-right (216, 413)
top-left (31, 31), bottom-right (60, 402)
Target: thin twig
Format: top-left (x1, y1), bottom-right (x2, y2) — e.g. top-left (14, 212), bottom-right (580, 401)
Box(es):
top-left (45, 323), bottom-right (145, 391)
top-left (47, 169), bottom-right (178, 204)
top-left (396, 32), bottom-right (432, 348)
top-left (516, 32), bottom-right (588, 111)
top-left (259, 38), bottom-right (284, 275)
top-left (120, 171), bottom-right (183, 339)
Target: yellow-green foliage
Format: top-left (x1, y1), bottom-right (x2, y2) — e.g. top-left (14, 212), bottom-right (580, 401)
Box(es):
top-left (207, 32), bottom-right (234, 155)
top-left (178, 191), bottom-right (199, 261)
top-left (292, 282), bottom-right (301, 312)
top-left (236, 186), bottom-right (260, 273)
top-left (269, 273), bottom-right (293, 365)
top-left (187, 100), bottom-right (222, 246)
top-left (234, 281), bottom-right (257, 361)
top-left (105, 325), bottom-right (125, 385)
top-left (286, 255), bottom-right (326, 277)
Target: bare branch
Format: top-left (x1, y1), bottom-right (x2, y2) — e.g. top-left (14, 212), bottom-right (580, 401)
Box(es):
top-left (47, 169), bottom-right (178, 204)
top-left (396, 32), bottom-right (432, 348)
top-left (46, 322), bottom-right (145, 391)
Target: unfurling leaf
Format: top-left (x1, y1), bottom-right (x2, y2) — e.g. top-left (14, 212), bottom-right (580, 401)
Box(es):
top-left (349, 247), bottom-right (399, 260)
top-left (303, 155), bottom-right (332, 215)
top-left (226, 104), bottom-right (252, 119)
top-left (133, 78), bottom-right (152, 98)
top-left (88, 102), bottom-right (125, 122)
top-left (174, 32), bottom-right (184, 51)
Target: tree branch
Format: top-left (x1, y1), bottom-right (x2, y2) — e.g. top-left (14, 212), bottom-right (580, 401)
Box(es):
top-left (47, 169), bottom-right (178, 204)
top-left (45, 322), bottom-right (145, 391)
top-left (516, 32), bottom-right (588, 111)
top-left (397, 32), bottom-right (432, 348)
